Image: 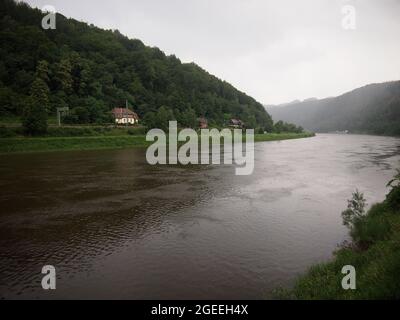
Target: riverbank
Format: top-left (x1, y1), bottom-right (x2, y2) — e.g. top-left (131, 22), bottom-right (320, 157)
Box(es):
top-left (254, 132), bottom-right (314, 142)
top-left (0, 132), bottom-right (315, 154)
top-left (278, 174), bottom-right (400, 300)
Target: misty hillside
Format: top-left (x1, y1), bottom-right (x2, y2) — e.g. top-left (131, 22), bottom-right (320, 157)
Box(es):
top-left (0, 0), bottom-right (272, 129)
top-left (267, 81), bottom-right (400, 135)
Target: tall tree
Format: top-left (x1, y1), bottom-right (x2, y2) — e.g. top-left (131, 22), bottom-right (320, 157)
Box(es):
top-left (181, 107), bottom-right (197, 128)
top-left (35, 60), bottom-right (49, 83)
top-left (55, 58), bottom-right (73, 94)
top-left (22, 78), bottom-right (49, 135)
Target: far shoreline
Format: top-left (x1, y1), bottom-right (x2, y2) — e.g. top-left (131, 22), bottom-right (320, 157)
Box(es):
top-left (0, 132), bottom-right (315, 155)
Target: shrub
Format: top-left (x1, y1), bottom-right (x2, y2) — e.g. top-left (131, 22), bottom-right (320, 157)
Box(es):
top-left (256, 127), bottom-right (264, 134)
top-left (386, 169), bottom-right (400, 210)
top-left (127, 127), bottom-right (147, 135)
top-left (341, 190), bottom-right (367, 230)
top-left (46, 127), bottom-right (95, 137)
top-left (0, 125), bottom-right (18, 138)
top-left (351, 213), bottom-right (391, 245)
top-left (22, 98), bottom-right (48, 136)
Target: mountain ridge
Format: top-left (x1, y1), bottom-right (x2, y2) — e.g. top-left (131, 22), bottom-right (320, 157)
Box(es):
top-left (266, 80), bottom-right (400, 135)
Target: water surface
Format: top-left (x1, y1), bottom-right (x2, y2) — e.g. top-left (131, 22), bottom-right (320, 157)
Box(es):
top-left (1, 134), bottom-right (399, 299)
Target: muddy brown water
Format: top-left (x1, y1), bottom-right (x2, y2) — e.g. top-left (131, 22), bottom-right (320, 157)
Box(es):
top-left (1, 133), bottom-right (399, 299)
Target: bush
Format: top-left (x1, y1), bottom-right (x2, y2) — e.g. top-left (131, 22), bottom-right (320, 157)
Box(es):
top-left (256, 127), bottom-right (264, 134)
top-left (0, 125), bottom-right (18, 138)
top-left (385, 170), bottom-right (400, 210)
top-left (341, 190), bottom-right (367, 230)
top-left (351, 212), bottom-right (391, 245)
top-left (22, 98), bottom-right (48, 136)
top-left (46, 127), bottom-right (95, 137)
top-left (127, 127), bottom-right (147, 135)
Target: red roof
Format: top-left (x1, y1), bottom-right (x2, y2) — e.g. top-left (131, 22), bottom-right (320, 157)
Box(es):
top-left (230, 119), bottom-right (243, 125)
top-left (112, 108), bottom-right (139, 119)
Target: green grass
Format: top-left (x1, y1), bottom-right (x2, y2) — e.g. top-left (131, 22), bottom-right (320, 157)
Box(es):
top-left (278, 190), bottom-right (400, 300)
top-left (0, 135), bottom-right (150, 154)
top-left (254, 132), bottom-right (315, 142)
top-left (0, 116), bottom-right (21, 126)
top-left (0, 132), bottom-right (315, 154)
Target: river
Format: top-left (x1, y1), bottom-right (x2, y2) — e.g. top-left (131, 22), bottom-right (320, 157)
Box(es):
top-left (1, 133), bottom-right (399, 299)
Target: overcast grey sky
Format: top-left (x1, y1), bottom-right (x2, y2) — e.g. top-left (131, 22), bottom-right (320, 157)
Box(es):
top-left (24, 0), bottom-right (400, 104)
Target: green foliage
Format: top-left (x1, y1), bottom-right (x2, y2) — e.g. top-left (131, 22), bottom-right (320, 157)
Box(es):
top-left (0, 87), bottom-right (26, 115)
top-left (155, 106), bottom-right (175, 131)
top-left (0, 135), bottom-right (151, 154)
top-left (54, 58), bottom-right (73, 94)
top-left (35, 60), bottom-right (49, 83)
top-left (386, 169), bottom-right (400, 210)
top-left (283, 172), bottom-right (400, 300)
top-left (254, 132), bottom-right (314, 142)
top-left (127, 127), bottom-right (146, 135)
top-left (143, 106), bottom-right (175, 131)
top-left (273, 120), bottom-right (304, 133)
top-left (0, 0), bottom-right (273, 131)
top-left (351, 209), bottom-right (391, 245)
top-left (180, 107), bottom-right (197, 128)
top-left (341, 190), bottom-right (367, 230)
top-left (0, 125), bottom-right (17, 137)
top-left (22, 96), bottom-right (48, 135)
top-left (21, 65), bottom-right (49, 136)
top-left (0, 130), bottom-right (314, 154)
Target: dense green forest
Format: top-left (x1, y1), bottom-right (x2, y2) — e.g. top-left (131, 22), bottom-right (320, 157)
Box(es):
top-left (267, 81), bottom-right (400, 136)
top-left (0, 0), bottom-right (273, 132)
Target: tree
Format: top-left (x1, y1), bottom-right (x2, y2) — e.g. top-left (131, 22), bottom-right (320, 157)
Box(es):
top-left (22, 98), bottom-right (47, 135)
top-left (73, 107), bottom-right (90, 123)
top-left (0, 87), bottom-right (24, 115)
top-left (246, 115), bottom-right (257, 129)
top-left (386, 169), bottom-right (400, 209)
top-left (180, 107), bottom-right (197, 128)
top-left (36, 60), bottom-right (49, 83)
top-left (30, 77), bottom-right (50, 112)
top-left (22, 63), bottom-right (50, 135)
top-left (155, 106), bottom-right (175, 131)
top-left (55, 58), bottom-right (73, 94)
top-left (22, 80), bottom-right (49, 136)
top-left (341, 190), bottom-right (367, 230)
top-left (143, 111), bottom-right (157, 129)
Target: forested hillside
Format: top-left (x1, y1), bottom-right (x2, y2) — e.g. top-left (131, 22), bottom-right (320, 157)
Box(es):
top-left (267, 81), bottom-right (400, 135)
top-left (0, 0), bottom-right (273, 130)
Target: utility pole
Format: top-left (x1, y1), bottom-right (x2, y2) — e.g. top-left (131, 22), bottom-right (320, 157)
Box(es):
top-left (56, 107), bottom-right (69, 126)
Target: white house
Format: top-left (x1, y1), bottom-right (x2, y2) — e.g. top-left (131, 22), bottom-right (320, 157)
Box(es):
top-left (111, 107), bottom-right (139, 125)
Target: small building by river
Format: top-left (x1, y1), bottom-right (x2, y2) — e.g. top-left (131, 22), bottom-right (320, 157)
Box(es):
top-left (198, 117), bottom-right (208, 129)
top-left (228, 119), bottom-right (244, 129)
top-left (112, 107), bottom-right (139, 125)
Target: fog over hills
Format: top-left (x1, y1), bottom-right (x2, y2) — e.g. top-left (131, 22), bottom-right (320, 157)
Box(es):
top-left (266, 81), bottom-right (400, 135)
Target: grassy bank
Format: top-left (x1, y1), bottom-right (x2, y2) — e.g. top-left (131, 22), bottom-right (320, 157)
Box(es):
top-left (278, 174), bottom-right (400, 300)
top-left (0, 135), bottom-right (150, 154)
top-left (0, 132), bottom-right (314, 154)
top-left (254, 132), bottom-right (314, 142)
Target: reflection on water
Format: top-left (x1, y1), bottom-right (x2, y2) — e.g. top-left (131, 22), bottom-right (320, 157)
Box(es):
top-left (1, 134), bottom-right (400, 299)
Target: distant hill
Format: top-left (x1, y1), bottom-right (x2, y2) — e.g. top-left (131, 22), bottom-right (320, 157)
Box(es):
top-left (266, 81), bottom-right (400, 135)
top-left (0, 0), bottom-right (272, 130)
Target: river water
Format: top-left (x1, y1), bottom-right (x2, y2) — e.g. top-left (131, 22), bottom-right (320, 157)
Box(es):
top-left (1, 134), bottom-right (400, 299)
